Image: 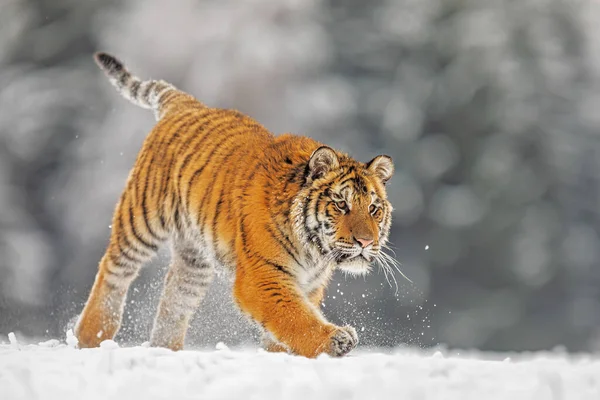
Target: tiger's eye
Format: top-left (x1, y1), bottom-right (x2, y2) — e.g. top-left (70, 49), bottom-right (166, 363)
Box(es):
top-left (369, 204), bottom-right (376, 214)
top-left (336, 201), bottom-right (347, 211)
top-left (374, 208), bottom-right (383, 219)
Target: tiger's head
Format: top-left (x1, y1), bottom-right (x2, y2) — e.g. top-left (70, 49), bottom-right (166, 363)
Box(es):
top-left (293, 146), bottom-right (394, 276)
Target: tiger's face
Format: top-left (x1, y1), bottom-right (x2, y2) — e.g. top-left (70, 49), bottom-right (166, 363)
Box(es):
top-left (295, 146), bottom-right (394, 276)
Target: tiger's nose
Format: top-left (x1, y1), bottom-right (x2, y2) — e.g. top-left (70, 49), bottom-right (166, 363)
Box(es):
top-left (355, 237), bottom-right (374, 248)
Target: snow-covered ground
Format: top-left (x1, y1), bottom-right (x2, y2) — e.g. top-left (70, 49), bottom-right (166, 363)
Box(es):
top-left (1, 333), bottom-right (599, 400)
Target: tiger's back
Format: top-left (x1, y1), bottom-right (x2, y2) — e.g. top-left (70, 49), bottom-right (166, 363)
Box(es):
top-left (123, 102), bottom-right (320, 268)
top-left (76, 53), bottom-right (395, 357)
top-left (134, 105), bottom-right (273, 265)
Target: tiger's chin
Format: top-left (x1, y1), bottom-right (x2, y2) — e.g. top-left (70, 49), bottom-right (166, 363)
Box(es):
top-left (336, 256), bottom-right (372, 277)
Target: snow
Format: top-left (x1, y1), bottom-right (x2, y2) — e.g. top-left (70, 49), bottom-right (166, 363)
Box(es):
top-left (1, 334), bottom-right (599, 400)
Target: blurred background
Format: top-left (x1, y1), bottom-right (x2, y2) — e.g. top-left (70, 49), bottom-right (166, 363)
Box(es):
top-left (1, 0), bottom-right (600, 353)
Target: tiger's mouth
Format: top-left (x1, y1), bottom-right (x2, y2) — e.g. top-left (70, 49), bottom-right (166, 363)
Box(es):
top-left (334, 248), bottom-right (373, 263)
top-left (334, 250), bottom-right (373, 276)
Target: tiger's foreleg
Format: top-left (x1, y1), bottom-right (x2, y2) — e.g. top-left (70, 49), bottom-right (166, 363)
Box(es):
top-left (261, 286), bottom-right (328, 353)
top-left (234, 264), bottom-right (358, 358)
top-left (75, 192), bottom-right (166, 348)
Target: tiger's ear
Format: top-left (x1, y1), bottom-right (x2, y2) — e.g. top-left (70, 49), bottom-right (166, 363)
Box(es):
top-left (367, 155), bottom-right (394, 184)
top-left (307, 146), bottom-right (339, 182)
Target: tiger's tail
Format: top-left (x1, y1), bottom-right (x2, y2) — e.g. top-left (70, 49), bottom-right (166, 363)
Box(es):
top-left (93, 52), bottom-right (193, 120)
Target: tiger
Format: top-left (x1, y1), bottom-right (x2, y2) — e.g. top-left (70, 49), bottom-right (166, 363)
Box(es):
top-left (75, 52), bottom-right (395, 358)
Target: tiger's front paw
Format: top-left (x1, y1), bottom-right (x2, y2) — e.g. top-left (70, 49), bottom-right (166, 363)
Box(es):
top-left (327, 325), bottom-right (358, 357)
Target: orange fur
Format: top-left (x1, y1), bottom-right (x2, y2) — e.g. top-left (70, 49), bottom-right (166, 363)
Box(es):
top-left (75, 53), bottom-right (394, 357)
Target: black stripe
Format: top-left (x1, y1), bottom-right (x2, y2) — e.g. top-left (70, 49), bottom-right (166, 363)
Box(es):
top-left (257, 282), bottom-right (280, 289)
top-left (314, 191), bottom-right (324, 226)
top-left (237, 161), bottom-right (262, 250)
top-left (305, 265), bottom-right (329, 288)
top-left (265, 225), bottom-right (302, 268)
top-left (177, 112), bottom-right (228, 174)
top-left (206, 143), bottom-right (246, 248)
top-left (103, 280), bottom-right (120, 290)
top-left (183, 120), bottom-right (244, 210)
top-left (302, 191), bottom-right (312, 233)
top-left (118, 72), bottom-right (128, 87)
top-left (338, 176), bottom-right (356, 187)
top-left (140, 137), bottom-right (163, 241)
top-left (118, 245), bottom-right (145, 264)
top-left (178, 115), bottom-right (231, 211)
top-left (119, 268), bottom-right (138, 278)
top-left (192, 133), bottom-right (249, 229)
top-left (133, 147), bottom-right (149, 201)
top-left (241, 246), bottom-right (295, 277)
top-left (275, 225), bottom-right (299, 258)
top-left (177, 285), bottom-right (203, 298)
top-left (173, 206), bottom-right (182, 232)
top-left (305, 189), bottom-right (320, 232)
top-left (144, 142), bottom-right (167, 236)
top-left (157, 87), bottom-right (174, 105)
top-left (158, 90), bottom-right (178, 108)
top-left (108, 251), bottom-right (138, 270)
top-left (173, 119), bottom-right (213, 202)
top-left (157, 111), bottom-right (208, 224)
top-left (140, 201), bottom-right (163, 241)
top-left (142, 81), bottom-right (155, 101)
top-left (269, 261), bottom-right (293, 277)
top-left (107, 252), bottom-right (127, 270)
top-left (156, 115), bottom-right (199, 228)
top-left (105, 259), bottom-right (137, 279)
top-left (137, 146), bottom-right (161, 236)
top-left (116, 211), bottom-right (151, 258)
top-left (238, 161), bottom-right (262, 250)
top-left (127, 205), bottom-right (159, 251)
top-left (324, 204), bottom-right (334, 220)
top-left (178, 249), bottom-right (205, 267)
top-left (130, 80), bottom-right (141, 100)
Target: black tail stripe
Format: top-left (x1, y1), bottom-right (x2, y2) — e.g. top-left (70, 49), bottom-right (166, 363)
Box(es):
top-left (142, 81), bottom-right (155, 101)
top-left (130, 80), bottom-right (141, 100)
top-left (118, 71), bottom-right (129, 87)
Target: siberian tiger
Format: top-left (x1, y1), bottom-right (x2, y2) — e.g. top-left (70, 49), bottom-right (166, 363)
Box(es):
top-left (75, 52), bottom-right (395, 358)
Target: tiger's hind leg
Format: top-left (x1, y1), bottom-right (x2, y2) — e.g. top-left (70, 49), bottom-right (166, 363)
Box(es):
top-left (75, 193), bottom-right (167, 348)
top-left (150, 241), bottom-right (215, 350)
